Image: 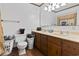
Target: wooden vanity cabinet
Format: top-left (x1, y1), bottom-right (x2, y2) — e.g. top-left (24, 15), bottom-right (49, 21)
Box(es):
top-left (62, 40), bottom-right (79, 56)
top-left (40, 34), bottom-right (48, 55)
top-left (34, 32), bottom-right (62, 56)
top-left (34, 32), bottom-right (79, 56)
top-left (34, 32), bottom-right (41, 50)
top-left (48, 36), bottom-right (61, 56)
top-left (34, 32), bottom-right (48, 55)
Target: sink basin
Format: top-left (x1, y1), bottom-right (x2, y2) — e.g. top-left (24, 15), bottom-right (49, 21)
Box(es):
top-left (53, 32), bottom-right (69, 36)
top-left (48, 30), bottom-right (53, 33)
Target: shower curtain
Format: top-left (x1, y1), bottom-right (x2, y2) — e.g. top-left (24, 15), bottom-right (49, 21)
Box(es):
top-left (0, 17), bottom-right (5, 55)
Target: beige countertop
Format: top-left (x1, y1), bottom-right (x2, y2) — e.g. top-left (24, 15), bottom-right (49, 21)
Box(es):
top-left (33, 30), bottom-right (79, 43)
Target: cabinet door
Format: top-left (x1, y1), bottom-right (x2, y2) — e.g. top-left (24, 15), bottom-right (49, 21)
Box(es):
top-left (34, 33), bottom-right (37, 47)
top-left (35, 33), bottom-right (41, 50)
top-left (41, 34), bottom-right (48, 55)
top-left (62, 40), bottom-right (74, 56)
top-left (62, 40), bottom-right (79, 56)
top-left (48, 42), bottom-right (61, 56)
top-left (48, 36), bottom-right (61, 56)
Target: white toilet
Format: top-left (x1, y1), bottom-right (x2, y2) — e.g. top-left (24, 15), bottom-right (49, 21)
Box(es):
top-left (15, 34), bottom-right (27, 55)
top-left (17, 42), bottom-right (27, 55)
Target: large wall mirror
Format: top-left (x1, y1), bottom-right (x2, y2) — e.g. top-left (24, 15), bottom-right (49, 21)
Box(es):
top-left (57, 13), bottom-right (77, 26)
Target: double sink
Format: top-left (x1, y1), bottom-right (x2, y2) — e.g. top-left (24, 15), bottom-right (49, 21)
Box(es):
top-left (41, 29), bottom-right (79, 42)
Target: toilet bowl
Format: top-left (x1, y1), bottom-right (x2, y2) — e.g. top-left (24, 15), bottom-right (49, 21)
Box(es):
top-left (17, 42), bottom-right (27, 55)
top-left (15, 34), bottom-right (27, 55)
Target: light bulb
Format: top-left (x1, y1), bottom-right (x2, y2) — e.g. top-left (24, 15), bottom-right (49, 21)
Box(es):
top-left (55, 5), bottom-right (60, 8)
top-left (44, 6), bottom-right (48, 11)
top-left (51, 7), bottom-right (55, 10)
top-left (46, 5), bottom-right (51, 12)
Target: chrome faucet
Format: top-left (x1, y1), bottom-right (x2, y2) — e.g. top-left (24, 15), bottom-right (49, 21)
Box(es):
top-left (60, 30), bottom-right (69, 35)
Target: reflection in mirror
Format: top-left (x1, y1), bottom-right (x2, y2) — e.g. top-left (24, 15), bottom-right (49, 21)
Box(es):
top-left (57, 13), bottom-right (77, 26)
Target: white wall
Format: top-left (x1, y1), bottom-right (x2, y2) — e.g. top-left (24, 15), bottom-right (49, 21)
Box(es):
top-left (2, 3), bottom-right (79, 35)
top-left (0, 3), bottom-right (56, 36)
top-left (40, 4), bottom-right (56, 26)
top-left (0, 3), bottom-right (40, 35)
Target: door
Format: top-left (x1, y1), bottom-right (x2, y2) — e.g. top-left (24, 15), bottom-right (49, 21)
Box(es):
top-left (0, 15), bottom-right (5, 55)
top-left (41, 34), bottom-right (48, 55)
top-left (35, 33), bottom-right (41, 50)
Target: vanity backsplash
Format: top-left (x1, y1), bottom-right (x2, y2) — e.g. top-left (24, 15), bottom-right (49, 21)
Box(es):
top-left (41, 26), bottom-right (79, 33)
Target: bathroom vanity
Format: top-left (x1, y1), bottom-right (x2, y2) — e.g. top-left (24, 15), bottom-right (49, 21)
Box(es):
top-left (33, 30), bottom-right (79, 56)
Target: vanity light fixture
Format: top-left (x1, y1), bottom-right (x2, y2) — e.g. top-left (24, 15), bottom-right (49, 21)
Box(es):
top-left (44, 3), bottom-right (66, 12)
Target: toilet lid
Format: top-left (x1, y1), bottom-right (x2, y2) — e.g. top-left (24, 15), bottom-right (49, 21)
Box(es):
top-left (18, 42), bottom-right (27, 46)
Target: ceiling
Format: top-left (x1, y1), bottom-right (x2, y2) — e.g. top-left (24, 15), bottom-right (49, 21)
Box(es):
top-left (33, 3), bottom-right (43, 6)
top-left (31, 3), bottom-right (79, 12)
top-left (54, 3), bottom-right (79, 12)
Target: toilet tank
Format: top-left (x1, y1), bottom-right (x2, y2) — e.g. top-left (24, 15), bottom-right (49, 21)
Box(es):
top-left (15, 34), bottom-right (26, 43)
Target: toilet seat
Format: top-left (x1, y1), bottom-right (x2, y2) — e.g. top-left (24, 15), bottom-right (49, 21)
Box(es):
top-left (17, 42), bottom-right (27, 46)
top-left (17, 41), bottom-right (27, 49)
